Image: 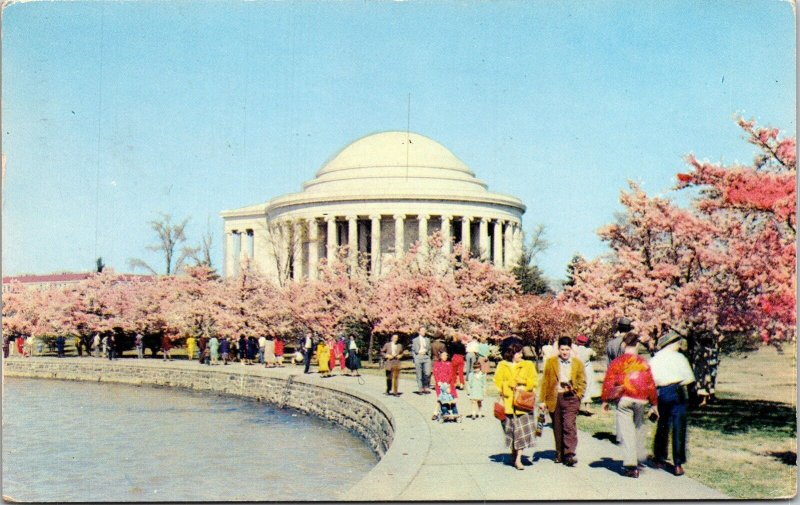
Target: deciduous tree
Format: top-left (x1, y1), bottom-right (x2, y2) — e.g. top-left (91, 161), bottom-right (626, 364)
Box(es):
top-left (561, 118), bottom-right (796, 381)
top-left (128, 213), bottom-right (192, 275)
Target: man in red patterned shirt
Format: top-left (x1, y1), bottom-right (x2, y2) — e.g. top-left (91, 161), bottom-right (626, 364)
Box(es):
top-left (601, 333), bottom-right (659, 478)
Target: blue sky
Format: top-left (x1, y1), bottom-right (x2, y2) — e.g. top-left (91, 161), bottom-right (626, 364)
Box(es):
top-left (2, 0), bottom-right (795, 282)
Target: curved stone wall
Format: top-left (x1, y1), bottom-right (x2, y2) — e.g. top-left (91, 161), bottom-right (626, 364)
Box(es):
top-left (3, 359), bottom-right (392, 456)
top-left (3, 359), bottom-right (433, 500)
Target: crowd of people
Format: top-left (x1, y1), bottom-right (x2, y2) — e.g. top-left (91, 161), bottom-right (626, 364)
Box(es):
top-left (489, 318), bottom-right (696, 479)
top-left (358, 319), bottom-right (695, 479)
top-left (178, 334), bottom-right (290, 368)
top-left (298, 333), bottom-right (362, 377)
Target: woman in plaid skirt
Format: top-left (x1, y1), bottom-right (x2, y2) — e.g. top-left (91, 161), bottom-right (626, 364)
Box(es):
top-left (494, 339), bottom-right (538, 470)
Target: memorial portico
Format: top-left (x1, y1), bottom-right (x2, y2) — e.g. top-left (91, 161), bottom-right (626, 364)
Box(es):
top-left (221, 132), bottom-right (526, 282)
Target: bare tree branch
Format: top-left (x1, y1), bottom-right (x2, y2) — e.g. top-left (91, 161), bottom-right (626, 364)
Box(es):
top-left (127, 258), bottom-right (158, 275)
top-left (130, 213), bottom-right (192, 275)
top-left (264, 218), bottom-right (302, 287)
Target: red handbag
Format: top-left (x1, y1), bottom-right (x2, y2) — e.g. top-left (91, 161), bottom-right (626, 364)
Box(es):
top-left (513, 391), bottom-right (536, 413)
top-left (493, 401), bottom-right (507, 421)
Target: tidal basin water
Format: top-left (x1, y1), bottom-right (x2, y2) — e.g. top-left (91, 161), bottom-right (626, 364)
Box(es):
top-left (2, 378), bottom-right (376, 502)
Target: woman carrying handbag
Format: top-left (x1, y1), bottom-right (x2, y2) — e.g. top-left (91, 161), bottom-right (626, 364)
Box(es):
top-left (493, 338), bottom-right (538, 470)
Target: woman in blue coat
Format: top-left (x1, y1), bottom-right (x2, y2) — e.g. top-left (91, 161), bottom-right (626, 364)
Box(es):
top-left (246, 336), bottom-right (258, 364)
top-left (238, 335), bottom-right (247, 363)
top-left (220, 337), bottom-right (230, 365)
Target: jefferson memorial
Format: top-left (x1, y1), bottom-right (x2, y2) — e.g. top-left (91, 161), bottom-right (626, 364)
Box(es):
top-left (220, 132), bottom-right (526, 281)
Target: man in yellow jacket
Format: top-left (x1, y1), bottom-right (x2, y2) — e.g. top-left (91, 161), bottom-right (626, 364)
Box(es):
top-left (539, 336), bottom-right (586, 467)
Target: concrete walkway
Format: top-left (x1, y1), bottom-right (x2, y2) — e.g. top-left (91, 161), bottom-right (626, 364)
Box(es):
top-left (322, 367), bottom-right (727, 500)
top-left (6, 357), bottom-right (727, 500)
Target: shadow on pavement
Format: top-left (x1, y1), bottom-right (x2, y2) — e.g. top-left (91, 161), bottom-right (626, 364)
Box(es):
top-left (591, 431), bottom-right (617, 443)
top-left (489, 453), bottom-right (509, 465)
top-left (589, 457), bottom-right (624, 475)
top-left (488, 453), bottom-right (538, 467)
top-left (531, 449), bottom-right (557, 462)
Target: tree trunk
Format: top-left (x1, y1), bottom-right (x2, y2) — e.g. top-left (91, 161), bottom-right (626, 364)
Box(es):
top-left (367, 330), bottom-right (375, 364)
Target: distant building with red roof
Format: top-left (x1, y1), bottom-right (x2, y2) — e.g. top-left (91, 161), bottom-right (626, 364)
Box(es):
top-left (2, 272), bottom-right (153, 293)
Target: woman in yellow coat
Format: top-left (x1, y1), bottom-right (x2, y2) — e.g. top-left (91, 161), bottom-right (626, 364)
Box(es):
top-left (317, 340), bottom-right (331, 377)
top-left (493, 339), bottom-right (538, 470)
top-left (186, 335), bottom-right (197, 361)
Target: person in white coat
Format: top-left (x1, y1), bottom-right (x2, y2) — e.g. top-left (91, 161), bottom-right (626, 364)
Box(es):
top-left (573, 334), bottom-right (597, 413)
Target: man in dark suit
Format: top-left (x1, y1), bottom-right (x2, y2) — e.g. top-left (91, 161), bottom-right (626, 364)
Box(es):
top-left (606, 317), bottom-right (633, 363)
top-left (381, 334), bottom-right (404, 395)
top-left (303, 333), bottom-right (314, 374)
top-left (411, 326), bottom-right (432, 394)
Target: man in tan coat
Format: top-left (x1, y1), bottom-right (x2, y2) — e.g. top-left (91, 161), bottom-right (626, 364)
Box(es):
top-left (381, 334), bottom-right (404, 396)
top-left (539, 336), bottom-right (586, 467)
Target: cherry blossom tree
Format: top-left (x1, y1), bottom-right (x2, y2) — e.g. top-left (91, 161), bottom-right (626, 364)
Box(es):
top-left (212, 260), bottom-right (291, 340)
top-left (2, 283), bottom-right (50, 338)
top-left (513, 294), bottom-right (580, 351)
top-left (561, 118), bottom-right (796, 380)
top-left (678, 118), bottom-right (796, 344)
top-left (286, 248), bottom-right (373, 352)
top-left (166, 265), bottom-right (224, 339)
top-left (370, 238), bottom-right (459, 338)
top-left (370, 235), bottom-right (522, 343)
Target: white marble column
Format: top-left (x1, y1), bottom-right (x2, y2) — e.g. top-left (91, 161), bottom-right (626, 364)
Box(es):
top-left (291, 221), bottom-right (304, 280)
top-left (512, 222), bottom-right (523, 265)
top-left (461, 216), bottom-right (471, 256)
top-left (418, 214), bottom-right (429, 255)
top-left (243, 230), bottom-right (250, 260)
top-left (394, 214), bottom-right (405, 258)
top-left (225, 231), bottom-right (235, 277)
top-left (493, 220), bottom-right (503, 267)
top-left (479, 217), bottom-right (489, 261)
top-left (370, 214), bottom-right (381, 277)
top-left (347, 215), bottom-right (358, 269)
top-left (504, 221), bottom-right (514, 269)
top-left (441, 215), bottom-right (452, 255)
top-left (326, 216), bottom-right (337, 263)
top-left (277, 222), bottom-right (290, 282)
top-left (238, 231), bottom-right (249, 275)
top-left (308, 218), bottom-right (319, 280)
top-left (239, 230), bottom-right (248, 258)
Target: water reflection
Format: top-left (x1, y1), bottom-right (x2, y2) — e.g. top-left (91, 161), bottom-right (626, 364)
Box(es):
top-left (2, 378), bottom-right (376, 502)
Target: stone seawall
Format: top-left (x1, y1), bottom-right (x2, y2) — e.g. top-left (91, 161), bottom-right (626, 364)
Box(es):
top-left (2, 359), bottom-right (392, 456)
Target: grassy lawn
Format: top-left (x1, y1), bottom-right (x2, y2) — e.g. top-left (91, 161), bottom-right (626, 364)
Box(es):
top-left (578, 344), bottom-right (797, 499)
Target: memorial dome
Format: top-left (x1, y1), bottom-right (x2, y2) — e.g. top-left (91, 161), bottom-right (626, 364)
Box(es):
top-left (221, 131), bottom-right (526, 281)
top-left (303, 131), bottom-right (489, 196)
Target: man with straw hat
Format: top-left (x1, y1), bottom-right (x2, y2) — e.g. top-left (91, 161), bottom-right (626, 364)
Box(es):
top-left (606, 317), bottom-right (633, 363)
top-left (649, 329), bottom-right (696, 476)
